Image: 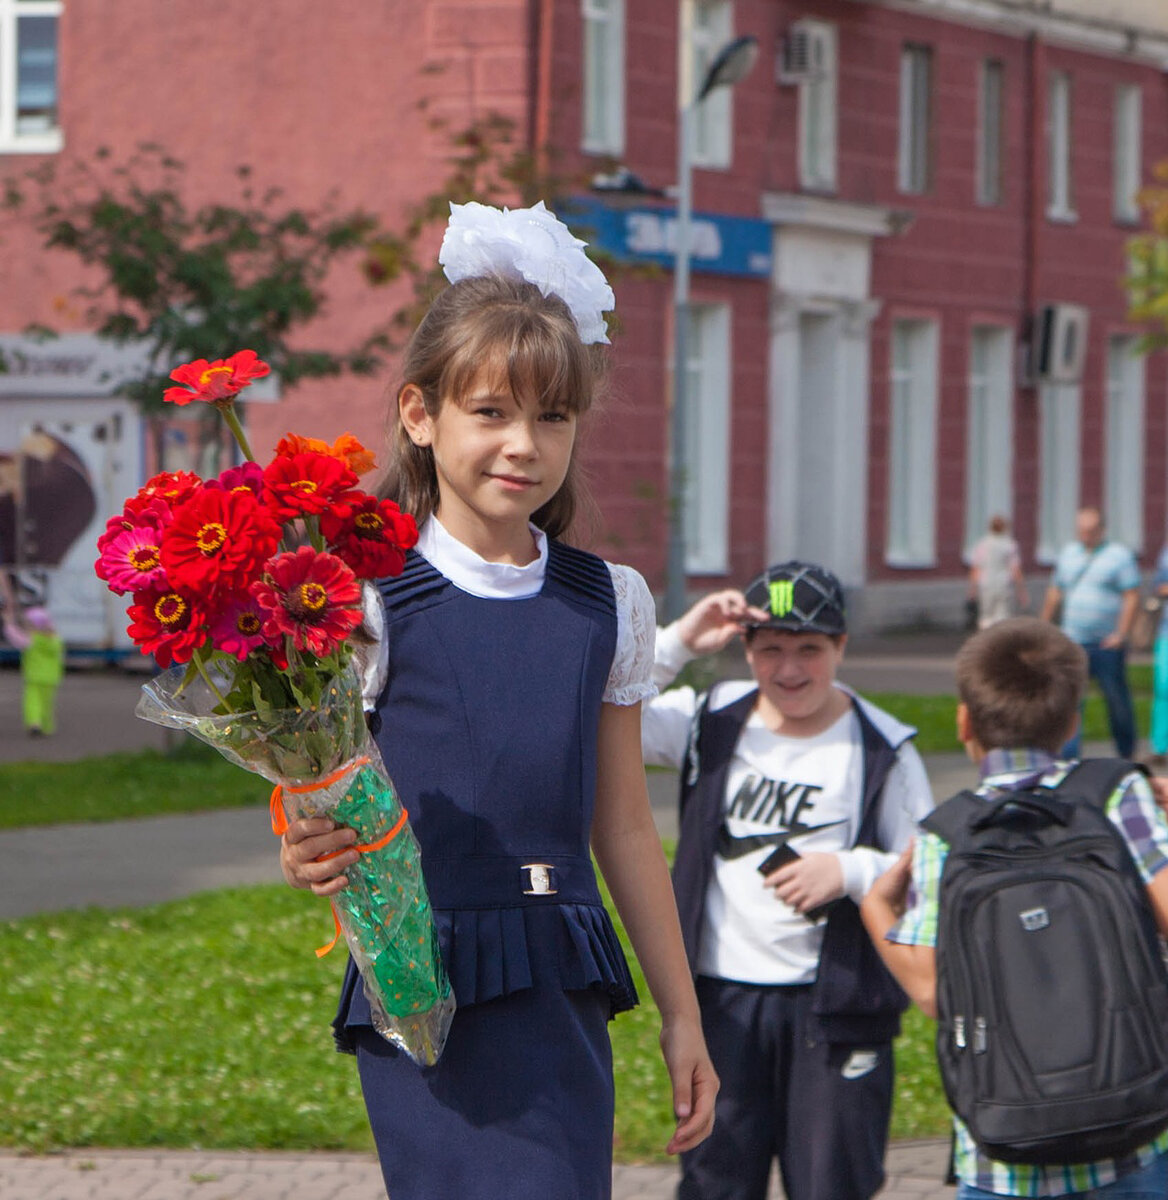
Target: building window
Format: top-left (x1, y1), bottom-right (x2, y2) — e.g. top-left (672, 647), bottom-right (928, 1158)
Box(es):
top-left (1047, 70), bottom-right (1075, 220)
top-left (0, 0), bottom-right (61, 152)
top-left (796, 20), bottom-right (837, 192)
top-left (898, 44), bottom-right (932, 195)
top-left (683, 303), bottom-right (731, 573)
top-left (691, 0), bottom-right (733, 170)
top-left (1037, 381), bottom-right (1081, 561)
top-left (1105, 335), bottom-right (1145, 551)
top-left (886, 319), bottom-right (938, 566)
top-left (1113, 84), bottom-right (1142, 225)
top-left (964, 326), bottom-right (1014, 555)
top-left (976, 60), bottom-right (1004, 207)
top-left (581, 0), bottom-right (624, 156)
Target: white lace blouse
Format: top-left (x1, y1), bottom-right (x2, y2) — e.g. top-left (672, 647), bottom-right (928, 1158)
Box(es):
top-left (405, 518), bottom-right (658, 706)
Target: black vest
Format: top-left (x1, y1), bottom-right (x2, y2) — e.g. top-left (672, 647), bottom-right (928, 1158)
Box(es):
top-left (671, 688), bottom-right (910, 1045)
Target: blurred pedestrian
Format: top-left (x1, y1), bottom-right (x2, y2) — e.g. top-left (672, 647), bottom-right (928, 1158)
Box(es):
top-left (1039, 507), bottom-right (1140, 758)
top-left (967, 515), bottom-right (1028, 629)
top-left (1148, 540), bottom-right (1168, 769)
top-left (3, 604), bottom-right (65, 736)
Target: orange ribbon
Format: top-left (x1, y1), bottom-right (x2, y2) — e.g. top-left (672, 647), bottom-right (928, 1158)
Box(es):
top-left (269, 756), bottom-right (411, 956)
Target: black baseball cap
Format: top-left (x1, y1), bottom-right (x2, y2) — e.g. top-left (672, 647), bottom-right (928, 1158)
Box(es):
top-left (742, 561), bottom-right (847, 636)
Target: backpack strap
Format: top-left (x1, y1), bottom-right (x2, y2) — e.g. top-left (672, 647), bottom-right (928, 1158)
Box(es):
top-left (1053, 757), bottom-right (1148, 813)
top-left (919, 790), bottom-right (985, 855)
top-left (921, 758), bottom-right (1149, 851)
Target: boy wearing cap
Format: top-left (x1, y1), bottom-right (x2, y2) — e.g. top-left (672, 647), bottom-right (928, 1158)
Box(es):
top-left (643, 561), bottom-right (934, 1200)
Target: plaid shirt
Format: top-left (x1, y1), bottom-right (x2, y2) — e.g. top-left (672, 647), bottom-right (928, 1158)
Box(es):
top-left (890, 748), bottom-right (1168, 1196)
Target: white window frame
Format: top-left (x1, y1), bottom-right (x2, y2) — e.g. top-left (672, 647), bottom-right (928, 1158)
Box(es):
top-left (976, 59), bottom-right (1004, 207)
top-left (886, 318), bottom-right (939, 567)
top-left (690, 0), bottom-right (734, 170)
top-left (1105, 335), bottom-right (1145, 552)
top-left (581, 0), bottom-right (625, 156)
top-left (796, 20), bottom-right (837, 192)
top-left (683, 302), bottom-right (732, 574)
top-left (0, 0), bottom-right (62, 153)
top-left (1047, 70), bottom-right (1075, 221)
top-left (1113, 83), bottom-right (1142, 225)
top-left (897, 44), bottom-right (932, 195)
top-left (1037, 381), bottom-right (1081, 562)
top-left (964, 325), bottom-right (1014, 556)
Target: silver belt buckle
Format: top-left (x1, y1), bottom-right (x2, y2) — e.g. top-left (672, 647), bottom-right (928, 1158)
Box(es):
top-left (521, 863), bottom-right (557, 895)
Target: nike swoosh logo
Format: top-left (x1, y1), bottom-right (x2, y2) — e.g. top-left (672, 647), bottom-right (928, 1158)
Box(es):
top-left (716, 819), bottom-right (846, 860)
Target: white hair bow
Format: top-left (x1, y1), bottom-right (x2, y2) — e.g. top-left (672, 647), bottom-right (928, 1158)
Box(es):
top-left (438, 200), bottom-right (615, 345)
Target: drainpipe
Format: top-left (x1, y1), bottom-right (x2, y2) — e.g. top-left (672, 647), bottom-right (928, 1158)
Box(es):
top-left (530, 0), bottom-right (554, 192)
top-left (1019, 32), bottom-right (1045, 558)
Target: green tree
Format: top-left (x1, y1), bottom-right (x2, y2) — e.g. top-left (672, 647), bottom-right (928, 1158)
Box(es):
top-left (3, 143), bottom-right (391, 415)
top-left (1125, 161), bottom-right (1168, 349)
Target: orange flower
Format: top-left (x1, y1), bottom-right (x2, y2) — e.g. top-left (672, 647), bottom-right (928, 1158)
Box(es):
top-left (275, 432), bottom-right (376, 477)
top-left (163, 350), bottom-right (271, 406)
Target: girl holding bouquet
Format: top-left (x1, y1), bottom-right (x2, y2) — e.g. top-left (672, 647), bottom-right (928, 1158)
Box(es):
top-left (280, 201), bottom-right (717, 1198)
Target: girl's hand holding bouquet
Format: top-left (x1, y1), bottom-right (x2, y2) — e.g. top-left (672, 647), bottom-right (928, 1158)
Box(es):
top-left (94, 350), bottom-right (455, 1065)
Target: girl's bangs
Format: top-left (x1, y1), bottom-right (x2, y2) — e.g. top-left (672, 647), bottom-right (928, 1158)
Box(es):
top-left (439, 305), bottom-right (593, 414)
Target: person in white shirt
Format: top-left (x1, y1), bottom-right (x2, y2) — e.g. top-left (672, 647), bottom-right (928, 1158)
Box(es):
top-left (644, 561), bottom-right (935, 1200)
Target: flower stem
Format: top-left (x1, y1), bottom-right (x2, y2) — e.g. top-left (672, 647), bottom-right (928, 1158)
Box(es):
top-left (192, 650), bottom-right (229, 709)
top-left (220, 402), bottom-right (256, 463)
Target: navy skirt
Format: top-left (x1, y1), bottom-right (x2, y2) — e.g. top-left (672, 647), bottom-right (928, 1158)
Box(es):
top-left (354, 983), bottom-right (615, 1199)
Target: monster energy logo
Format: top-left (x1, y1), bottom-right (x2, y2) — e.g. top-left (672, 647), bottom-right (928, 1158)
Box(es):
top-left (769, 579), bottom-right (794, 617)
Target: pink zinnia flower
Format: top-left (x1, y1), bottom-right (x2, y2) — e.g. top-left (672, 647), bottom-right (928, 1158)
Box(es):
top-left (251, 546), bottom-right (361, 658)
top-left (95, 523), bottom-right (170, 595)
top-left (207, 461), bottom-right (265, 498)
top-left (208, 592), bottom-right (268, 661)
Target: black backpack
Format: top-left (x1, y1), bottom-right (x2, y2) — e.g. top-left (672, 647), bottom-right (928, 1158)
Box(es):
top-left (922, 758), bottom-right (1168, 1165)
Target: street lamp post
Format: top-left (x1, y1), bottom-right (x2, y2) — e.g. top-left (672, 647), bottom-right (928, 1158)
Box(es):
top-left (665, 32), bottom-right (758, 622)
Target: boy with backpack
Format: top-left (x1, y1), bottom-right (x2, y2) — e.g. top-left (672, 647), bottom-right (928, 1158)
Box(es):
top-left (861, 616), bottom-right (1168, 1198)
top-left (644, 561), bottom-right (935, 1200)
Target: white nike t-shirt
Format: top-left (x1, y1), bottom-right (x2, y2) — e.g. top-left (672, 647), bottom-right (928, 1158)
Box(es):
top-left (698, 706), bottom-right (863, 983)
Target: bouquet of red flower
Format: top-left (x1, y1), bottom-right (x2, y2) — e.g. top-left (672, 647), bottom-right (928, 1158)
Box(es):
top-left (95, 350), bottom-right (454, 1065)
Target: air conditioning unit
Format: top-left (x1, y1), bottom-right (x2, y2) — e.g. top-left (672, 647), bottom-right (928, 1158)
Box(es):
top-left (1031, 303), bottom-right (1089, 384)
top-left (777, 21), bottom-right (829, 85)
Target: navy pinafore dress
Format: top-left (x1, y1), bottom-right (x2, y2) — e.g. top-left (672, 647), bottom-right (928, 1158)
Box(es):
top-left (333, 541), bottom-right (638, 1200)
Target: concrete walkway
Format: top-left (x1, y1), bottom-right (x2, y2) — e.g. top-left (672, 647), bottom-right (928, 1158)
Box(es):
top-left (0, 645), bottom-right (1040, 1199)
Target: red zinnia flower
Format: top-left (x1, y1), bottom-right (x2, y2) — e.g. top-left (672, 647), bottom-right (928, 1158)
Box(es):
top-left (163, 350), bottom-right (271, 407)
top-left (251, 546), bottom-right (361, 658)
top-left (161, 487), bottom-right (281, 599)
top-left (208, 592), bottom-right (268, 661)
top-left (126, 584), bottom-right (208, 667)
top-left (263, 451), bottom-right (358, 522)
top-left (128, 471), bottom-right (203, 515)
top-left (321, 493), bottom-right (418, 580)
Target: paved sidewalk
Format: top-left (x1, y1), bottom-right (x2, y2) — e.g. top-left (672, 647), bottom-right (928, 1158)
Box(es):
top-left (0, 1141), bottom-right (954, 1199)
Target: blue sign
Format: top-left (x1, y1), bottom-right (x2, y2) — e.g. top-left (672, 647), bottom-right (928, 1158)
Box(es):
top-left (565, 195), bottom-right (772, 279)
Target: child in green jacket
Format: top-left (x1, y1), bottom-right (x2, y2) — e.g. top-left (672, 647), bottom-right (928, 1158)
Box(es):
top-left (4, 606), bottom-right (65, 736)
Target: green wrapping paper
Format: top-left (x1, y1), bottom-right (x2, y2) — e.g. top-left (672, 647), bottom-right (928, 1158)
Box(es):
top-left (137, 664), bottom-right (455, 1066)
top-left (276, 757), bottom-right (453, 1063)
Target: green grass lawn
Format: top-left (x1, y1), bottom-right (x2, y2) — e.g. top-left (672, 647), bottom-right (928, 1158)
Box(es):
top-left (0, 740), bottom-right (266, 829)
top-left (0, 883), bottom-right (949, 1159)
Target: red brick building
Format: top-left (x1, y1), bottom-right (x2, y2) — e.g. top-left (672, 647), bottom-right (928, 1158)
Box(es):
top-left (2, 0), bottom-right (1167, 643)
